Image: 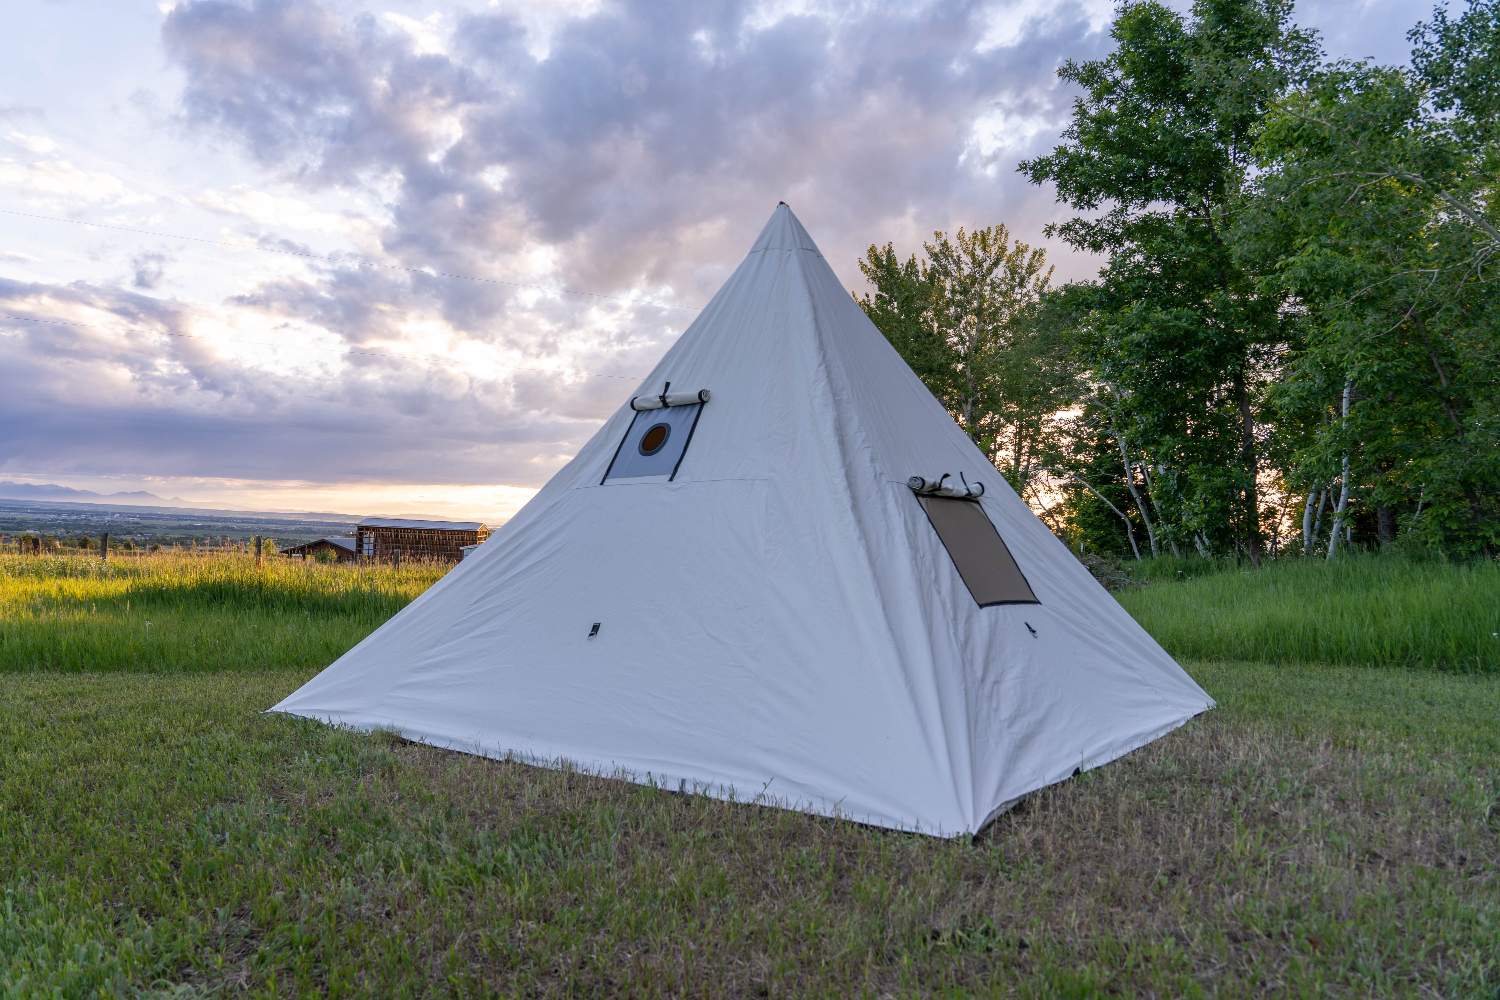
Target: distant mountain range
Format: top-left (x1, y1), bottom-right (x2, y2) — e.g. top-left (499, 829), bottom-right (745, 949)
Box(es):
top-left (0, 481), bottom-right (191, 506)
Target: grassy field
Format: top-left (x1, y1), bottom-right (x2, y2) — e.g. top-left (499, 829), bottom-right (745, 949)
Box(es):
top-left (1, 552), bottom-right (1497, 995)
top-left (1117, 555), bottom-right (1500, 672)
top-left (0, 553), bottom-right (445, 673)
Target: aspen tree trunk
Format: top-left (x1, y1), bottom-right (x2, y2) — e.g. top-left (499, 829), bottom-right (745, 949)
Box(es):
top-left (1070, 474), bottom-right (1143, 561)
top-left (1115, 430), bottom-right (1159, 558)
top-left (1327, 380), bottom-right (1353, 561)
top-left (1301, 490), bottom-right (1318, 555)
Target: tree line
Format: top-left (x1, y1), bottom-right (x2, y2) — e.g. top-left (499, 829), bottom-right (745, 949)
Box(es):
top-left (858, 0), bottom-right (1498, 562)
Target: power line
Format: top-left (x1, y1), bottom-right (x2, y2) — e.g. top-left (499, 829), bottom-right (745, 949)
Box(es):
top-left (0, 311), bottom-right (647, 382)
top-left (0, 206), bottom-right (697, 315)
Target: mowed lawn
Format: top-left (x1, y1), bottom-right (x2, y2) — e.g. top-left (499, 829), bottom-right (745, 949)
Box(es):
top-left (1, 554), bottom-right (1497, 995)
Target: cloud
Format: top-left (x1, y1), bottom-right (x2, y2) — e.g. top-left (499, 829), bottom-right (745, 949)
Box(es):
top-left (162, 0), bottom-right (482, 183)
top-left (0, 150), bottom-right (136, 209)
top-left (0, 275), bottom-right (609, 488)
top-left (14, 0), bottom-right (1422, 511)
top-left (131, 252), bottom-right (168, 290)
top-left (161, 0), bottom-right (1114, 296)
top-left (8, 0), bottom-right (1139, 506)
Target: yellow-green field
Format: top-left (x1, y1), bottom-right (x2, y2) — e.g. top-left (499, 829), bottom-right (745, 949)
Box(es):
top-left (0, 552), bottom-right (445, 673)
top-left (1, 553), bottom-right (1497, 995)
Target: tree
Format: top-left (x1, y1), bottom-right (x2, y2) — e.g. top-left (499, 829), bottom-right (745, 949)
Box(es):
top-left (857, 226), bottom-right (1078, 504)
top-left (1020, 0), bottom-right (1320, 565)
top-left (1244, 0), bottom-right (1500, 556)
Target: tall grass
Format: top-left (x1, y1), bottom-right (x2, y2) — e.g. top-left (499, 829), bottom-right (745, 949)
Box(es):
top-left (0, 552), bottom-right (445, 672)
top-left (5, 550), bottom-right (1495, 673)
top-left (1117, 554), bottom-right (1500, 672)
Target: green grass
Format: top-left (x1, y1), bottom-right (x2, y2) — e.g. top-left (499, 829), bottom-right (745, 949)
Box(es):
top-left (2, 664), bottom-right (1495, 996)
top-left (0, 553), bottom-right (443, 672)
top-left (5, 551), bottom-right (1494, 675)
top-left (1118, 554), bottom-right (1500, 672)
top-left (1, 552), bottom-right (1497, 994)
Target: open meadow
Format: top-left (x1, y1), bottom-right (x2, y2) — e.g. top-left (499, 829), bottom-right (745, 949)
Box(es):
top-left (2, 552), bottom-right (1497, 996)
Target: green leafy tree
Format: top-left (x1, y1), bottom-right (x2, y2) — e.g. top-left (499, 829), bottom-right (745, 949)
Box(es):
top-left (1020, 0), bottom-right (1320, 565)
top-left (857, 226), bottom-right (1078, 505)
top-left (1245, 0), bottom-right (1500, 556)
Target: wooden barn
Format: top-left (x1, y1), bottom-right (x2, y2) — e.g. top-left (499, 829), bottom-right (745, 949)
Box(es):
top-left (281, 537), bottom-right (357, 562)
top-left (355, 518), bottom-right (490, 562)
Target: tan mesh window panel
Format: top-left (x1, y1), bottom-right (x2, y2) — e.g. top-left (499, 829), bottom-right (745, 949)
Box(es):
top-left (917, 495), bottom-right (1038, 607)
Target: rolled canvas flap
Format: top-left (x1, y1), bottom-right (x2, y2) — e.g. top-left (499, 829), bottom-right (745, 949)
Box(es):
top-left (907, 474), bottom-right (985, 499)
top-left (630, 389), bottom-right (712, 411)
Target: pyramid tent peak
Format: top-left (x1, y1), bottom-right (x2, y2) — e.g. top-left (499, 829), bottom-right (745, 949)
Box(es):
top-left (749, 201), bottom-right (821, 255)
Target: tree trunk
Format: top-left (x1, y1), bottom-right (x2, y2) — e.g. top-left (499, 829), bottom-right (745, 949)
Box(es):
top-left (1070, 474), bottom-right (1142, 561)
top-left (1232, 372), bottom-right (1263, 567)
top-left (1011, 424), bottom-right (1025, 490)
top-left (1376, 506), bottom-right (1396, 546)
top-left (1114, 430), bottom-right (1159, 558)
top-left (1301, 490), bottom-right (1318, 555)
top-left (1327, 380), bottom-right (1353, 561)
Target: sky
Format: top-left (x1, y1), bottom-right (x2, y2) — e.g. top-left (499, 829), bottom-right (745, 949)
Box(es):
top-left (0, 0), bottom-right (1436, 522)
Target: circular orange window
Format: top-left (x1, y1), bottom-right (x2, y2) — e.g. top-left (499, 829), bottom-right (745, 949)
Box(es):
top-left (638, 422), bottom-right (671, 456)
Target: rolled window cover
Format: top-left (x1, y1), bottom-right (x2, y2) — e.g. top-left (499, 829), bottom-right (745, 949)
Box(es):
top-left (907, 474), bottom-right (985, 499)
top-left (630, 388), bottom-right (712, 411)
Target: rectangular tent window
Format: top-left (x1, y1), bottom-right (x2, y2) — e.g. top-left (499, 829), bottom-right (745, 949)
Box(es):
top-left (917, 495), bottom-right (1038, 607)
top-left (603, 402), bottom-right (705, 483)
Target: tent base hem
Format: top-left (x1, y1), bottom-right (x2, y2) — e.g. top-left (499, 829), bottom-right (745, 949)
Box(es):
top-left (268, 697), bottom-right (1213, 839)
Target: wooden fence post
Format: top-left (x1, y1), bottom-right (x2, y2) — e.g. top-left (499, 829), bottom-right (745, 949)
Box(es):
top-left (100, 532), bottom-right (109, 562)
top-left (254, 535), bottom-right (263, 565)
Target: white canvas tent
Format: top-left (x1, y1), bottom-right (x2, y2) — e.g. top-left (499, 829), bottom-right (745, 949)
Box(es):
top-left (272, 203), bottom-right (1212, 836)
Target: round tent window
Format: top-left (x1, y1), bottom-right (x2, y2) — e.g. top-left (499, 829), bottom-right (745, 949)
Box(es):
top-left (638, 422), bottom-right (671, 456)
